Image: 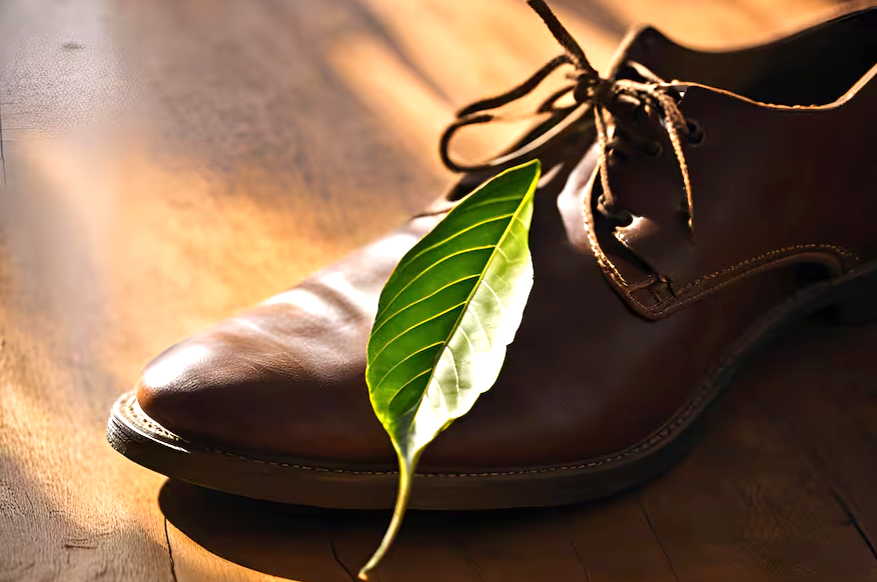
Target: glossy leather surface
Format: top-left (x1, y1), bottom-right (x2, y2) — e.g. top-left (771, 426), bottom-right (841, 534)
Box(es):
top-left (136, 8), bottom-right (877, 471)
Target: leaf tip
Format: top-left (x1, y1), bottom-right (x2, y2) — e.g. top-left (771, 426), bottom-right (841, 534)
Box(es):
top-left (521, 157), bottom-right (541, 175)
top-left (517, 158), bottom-right (541, 191)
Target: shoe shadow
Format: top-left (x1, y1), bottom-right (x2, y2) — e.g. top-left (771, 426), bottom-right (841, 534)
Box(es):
top-left (158, 478), bottom-right (639, 582)
top-left (159, 479), bottom-right (361, 581)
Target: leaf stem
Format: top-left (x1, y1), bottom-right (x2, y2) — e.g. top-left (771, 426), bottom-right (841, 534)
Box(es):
top-left (358, 454), bottom-right (414, 580)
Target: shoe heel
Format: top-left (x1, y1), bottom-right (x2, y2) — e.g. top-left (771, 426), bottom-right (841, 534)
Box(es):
top-left (820, 265), bottom-right (877, 326)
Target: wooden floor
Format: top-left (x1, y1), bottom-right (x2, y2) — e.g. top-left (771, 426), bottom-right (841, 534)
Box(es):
top-left (2, 0), bottom-right (876, 580)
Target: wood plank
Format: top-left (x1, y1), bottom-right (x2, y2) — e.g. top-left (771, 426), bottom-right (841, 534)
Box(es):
top-left (168, 523), bottom-right (282, 582)
top-left (566, 496), bottom-right (682, 582)
top-left (638, 322), bottom-right (877, 581)
top-left (448, 500), bottom-right (675, 582)
top-left (326, 491), bottom-right (679, 581)
top-left (0, 1), bottom-right (176, 580)
top-left (754, 321), bottom-right (877, 562)
top-left (161, 482), bottom-right (351, 582)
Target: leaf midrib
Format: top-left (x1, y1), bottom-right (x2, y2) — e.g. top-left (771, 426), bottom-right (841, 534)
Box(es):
top-left (396, 186), bottom-right (534, 450)
top-left (370, 274), bottom-right (480, 340)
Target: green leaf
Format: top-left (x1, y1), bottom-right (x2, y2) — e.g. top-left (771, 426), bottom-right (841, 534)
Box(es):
top-left (358, 160), bottom-right (541, 579)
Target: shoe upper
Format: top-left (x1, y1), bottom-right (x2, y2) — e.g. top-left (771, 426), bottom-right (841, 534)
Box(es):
top-left (135, 7), bottom-right (877, 472)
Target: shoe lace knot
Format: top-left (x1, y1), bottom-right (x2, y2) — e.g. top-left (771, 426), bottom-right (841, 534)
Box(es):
top-left (440, 0), bottom-right (703, 239)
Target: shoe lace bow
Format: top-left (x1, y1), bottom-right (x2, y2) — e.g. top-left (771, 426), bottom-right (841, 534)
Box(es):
top-left (440, 0), bottom-right (702, 238)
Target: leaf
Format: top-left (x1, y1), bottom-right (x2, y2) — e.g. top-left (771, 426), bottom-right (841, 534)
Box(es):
top-left (358, 159), bottom-right (541, 579)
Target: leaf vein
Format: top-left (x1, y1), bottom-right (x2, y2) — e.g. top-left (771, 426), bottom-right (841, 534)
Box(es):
top-left (372, 341), bottom-right (446, 392)
top-left (467, 307), bottom-right (493, 351)
top-left (445, 345), bottom-right (461, 401)
top-left (377, 245), bottom-right (495, 320)
top-left (371, 275), bottom-right (480, 338)
top-left (458, 326), bottom-right (476, 355)
top-left (481, 281), bottom-right (507, 320)
top-left (370, 302), bottom-right (467, 363)
top-left (462, 196), bottom-right (525, 211)
top-left (386, 368), bottom-right (433, 415)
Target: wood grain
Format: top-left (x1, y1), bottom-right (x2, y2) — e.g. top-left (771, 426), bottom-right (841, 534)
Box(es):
top-left (639, 338), bottom-right (877, 582)
top-left (2, 0), bottom-right (876, 581)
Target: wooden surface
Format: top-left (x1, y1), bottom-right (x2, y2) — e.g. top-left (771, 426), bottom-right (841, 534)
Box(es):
top-left (1, 0), bottom-right (876, 580)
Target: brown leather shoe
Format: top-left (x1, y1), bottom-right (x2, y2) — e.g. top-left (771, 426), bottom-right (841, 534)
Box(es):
top-left (108, 6), bottom-right (877, 509)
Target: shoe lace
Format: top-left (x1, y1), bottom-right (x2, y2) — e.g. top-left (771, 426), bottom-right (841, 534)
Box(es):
top-left (440, 0), bottom-right (701, 239)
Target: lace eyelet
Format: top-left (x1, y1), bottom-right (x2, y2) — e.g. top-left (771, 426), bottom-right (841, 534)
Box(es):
top-left (597, 195), bottom-right (633, 227)
top-left (614, 210), bottom-right (634, 227)
top-left (686, 119), bottom-right (705, 147)
top-left (645, 141), bottom-right (663, 158)
top-left (607, 147), bottom-right (629, 161)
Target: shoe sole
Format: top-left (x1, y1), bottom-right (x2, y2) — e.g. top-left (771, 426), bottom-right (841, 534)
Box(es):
top-left (106, 260), bottom-right (877, 510)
